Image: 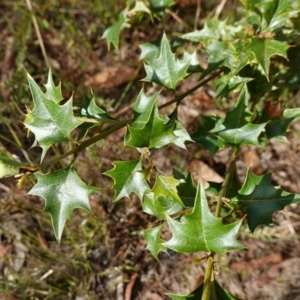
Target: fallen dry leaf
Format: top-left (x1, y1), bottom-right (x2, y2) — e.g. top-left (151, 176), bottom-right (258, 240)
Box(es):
top-left (84, 66), bottom-right (136, 90)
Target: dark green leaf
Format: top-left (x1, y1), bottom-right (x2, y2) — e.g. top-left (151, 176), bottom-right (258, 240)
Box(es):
top-left (173, 170), bottom-right (196, 207)
top-left (211, 85), bottom-right (266, 151)
top-left (104, 158), bottom-right (150, 202)
top-left (192, 115), bottom-right (225, 156)
top-left (163, 182), bottom-right (243, 254)
top-left (166, 279), bottom-right (242, 300)
top-left (265, 108), bottom-right (300, 142)
top-left (216, 75), bottom-right (253, 98)
top-left (28, 164), bottom-right (96, 242)
top-left (148, 0), bottom-right (175, 16)
top-left (233, 170), bottom-right (300, 232)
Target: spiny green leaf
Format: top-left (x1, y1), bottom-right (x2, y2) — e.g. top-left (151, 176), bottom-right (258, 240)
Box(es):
top-left (102, 10), bottom-right (128, 50)
top-left (79, 94), bottom-right (115, 121)
top-left (206, 40), bottom-right (252, 76)
top-left (173, 170), bottom-right (196, 207)
top-left (142, 192), bottom-right (182, 219)
top-left (77, 94), bottom-right (116, 138)
top-left (148, 0), bottom-right (175, 16)
top-left (152, 173), bottom-right (184, 206)
top-left (44, 69), bottom-right (63, 104)
top-left (192, 115), bottom-right (225, 156)
top-left (139, 40), bottom-right (160, 63)
top-left (233, 170), bottom-right (300, 232)
top-left (216, 75), bottom-right (253, 98)
top-left (143, 33), bottom-right (190, 90)
top-left (125, 91), bottom-right (192, 150)
top-left (163, 182), bottom-right (243, 254)
top-left (183, 52), bottom-right (204, 73)
top-left (265, 108), bottom-right (300, 142)
top-left (131, 89), bottom-right (159, 127)
top-left (241, 0), bottom-right (300, 31)
top-left (24, 73), bottom-right (82, 161)
top-left (211, 85), bottom-right (266, 151)
top-left (244, 37), bottom-right (289, 79)
top-left (166, 279), bottom-right (242, 300)
top-left (143, 224), bottom-right (167, 260)
top-left (104, 158), bottom-right (150, 202)
top-left (181, 19), bottom-right (242, 47)
top-left (28, 164), bottom-right (96, 242)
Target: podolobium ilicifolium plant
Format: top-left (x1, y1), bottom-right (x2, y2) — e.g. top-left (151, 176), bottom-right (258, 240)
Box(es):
top-left (1, 0), bottom-right (300, 299)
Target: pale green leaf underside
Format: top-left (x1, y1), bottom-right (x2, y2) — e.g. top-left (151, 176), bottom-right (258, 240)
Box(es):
top-left (28, 165), bottom-right (95, 242)
top-left (164, 182), bottom-right (243, 254)
top-left (24, 73), bottom-right (81, 161)
top-left (143, 224), bottom-right (167, 260)
top-left (143, 33), bottom-right (189, 90)
top-left (104, 158), bottom-right (150, 202)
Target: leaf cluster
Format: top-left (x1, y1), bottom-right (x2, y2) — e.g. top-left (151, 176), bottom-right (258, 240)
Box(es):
top-left (2, 0), bottom-right (300, 299)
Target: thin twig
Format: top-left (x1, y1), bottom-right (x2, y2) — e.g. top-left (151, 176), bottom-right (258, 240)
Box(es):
top-left (194, 0), bottom-right (201, 30)
top-left (158, 68), bottom-right (224, 110)
top-left (25, 0), bottom-right (50, 68)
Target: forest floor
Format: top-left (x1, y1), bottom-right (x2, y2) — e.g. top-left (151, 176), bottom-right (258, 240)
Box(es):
top-left (1, 1), bottom-right (300, 299)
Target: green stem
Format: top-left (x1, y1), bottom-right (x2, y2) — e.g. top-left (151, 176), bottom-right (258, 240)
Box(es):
top-left (201, 255), bottom-right (215, 300)
top-left (158, 68), bottom-right (224, 110)
top-left (39, 122), bottom-right (127, 170)
top-left (215, 153), bottom-right (238, 218)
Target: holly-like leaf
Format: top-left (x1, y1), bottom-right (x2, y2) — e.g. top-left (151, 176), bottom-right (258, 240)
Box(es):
top-left (192, 115), bottom-right (225, 156)
top-left (104, 158), bottom-right (150, 202)
top-left (28, 164), bottom-right (96, 242)
top-left (148, 0), bottom-right (175, 16)
top-left (142, 192), bottom-right (182, 219)
top-left (173, 170), bottom-right (196, 207)
top-left (265, 108), bottom-right (300, 142)
top-left (143, 224), bottom-right (168, 259)
top-left (216, 74), bottom-right (253, 98)
top-left (125, 90), bottom-right (192, 150)
top-left (79, 94), bottom-right (115, 122)
top-left (44, 69), bottom-right (63, 104)
top-left (244, 37), bottom-right (289, 79)
top-left (143, 33), bottom-right (190, 90)
top-left (102, 10), bottom-right (128, 50)
top-left (183, 51), bottom-right (204, 73)
top-left (241, 0), bottom-right (299, 31)
top-left (181, 19), bottom-right (242, 47)
top-left (233, 170), bottom-right (300, 232)
top-left (211, 85), bottom-right (266, 151)
top-left (166, 279), bottom-right (242, 300)
top-left (139, 40), bottom-right (160, 63)
top-left (24, 73), bottom-right (82, 161)
top-left (163, 182), bottom-right (243, 254)
top-left (152, 173), bottom-right (184, 206)
top-left (77, 94), bottom-right (116, 138)
top-left (128, 0), bottom-right (152, 16)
